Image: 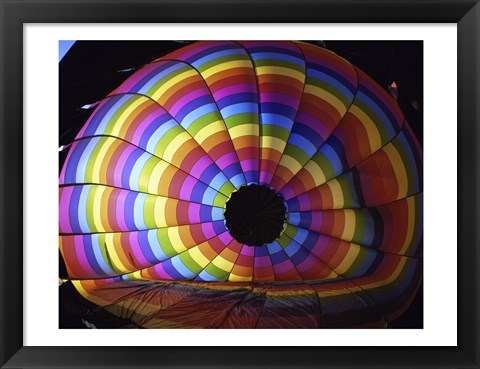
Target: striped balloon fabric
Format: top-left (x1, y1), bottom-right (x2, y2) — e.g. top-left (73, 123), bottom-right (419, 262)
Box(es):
top-left (59, 41), bottom-right (423, 328)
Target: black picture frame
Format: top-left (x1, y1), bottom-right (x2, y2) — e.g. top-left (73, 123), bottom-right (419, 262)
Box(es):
top-left (1, 1), bottom-right (478, 368)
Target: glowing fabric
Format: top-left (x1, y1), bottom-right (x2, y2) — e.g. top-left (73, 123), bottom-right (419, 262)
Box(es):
top-left (59, 41), bottom-right (422, 328)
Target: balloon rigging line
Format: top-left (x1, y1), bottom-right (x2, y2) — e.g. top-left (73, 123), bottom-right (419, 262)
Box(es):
top-left (272, 62), bottom-right (362, 194)
top-left (62, 133), bottom-right (230, 199)
top-left (261, 41), bottom-right (307, 188)
top-left (278, 117), bottom-right (408, 200)
top-left (289, 191), bottom-right (421, 212)
top-left (285, 222), bottom-right (422, 259)
top-left (156, 58), bottom-right (249, 186)
top-left (62, 230), bottom-right (230, 281)
top-left (232, 41), bottom-right (263, 185)
top-left (92, 90), bottom-right (240, 192)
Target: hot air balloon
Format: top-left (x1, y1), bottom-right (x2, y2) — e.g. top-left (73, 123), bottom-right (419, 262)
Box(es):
top-left (59, 41), bottom-right (422, 328)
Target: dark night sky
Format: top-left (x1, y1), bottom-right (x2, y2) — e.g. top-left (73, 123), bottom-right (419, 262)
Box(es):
top-left (59, 40), bottom-right (423, 329)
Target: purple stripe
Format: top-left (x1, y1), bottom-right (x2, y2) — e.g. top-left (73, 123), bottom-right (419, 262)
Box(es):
top-left (296, 112), bottom-right (331, 141)
top-left (180, 176), bottom-right (196, 200)
top-left (273, 259), bottom-right (293, 274)
top-left (115, 61), bottom-right (169, 94)
top-left (59, 187), bottom-right (74, 233)
top-left (188, 203), bottom-right (202, 223)
top-left (213, 84), bottom-right (257, 100)
top-left (260, 92), bottom-right (301, 110)
top-left (74, 236), bottom-right (99, 277)
top-left (128, 232), bottom-right (150, 267)
top-left (131, 109), bottom-right (165, 145)
top-left (113, 145), bottom-right (136, 187)
top-left (169, 88), bottom-right (210, 117)
top-left (215, 152), bottom-right (238, 170)
top-left (115, 190), bottom-right (129, 231)
top-left (254, 255), bottom-right (271, 267)
top-left (189, 155), bottom-right (213, 179)
top-left (240, 245), bottom-right (254, 256)
top-left (201, 222), bottom-right (217, 239)
top-left (240, 159), bottom-right (258, 173)
top-left (218, 231), bottom-right (233, 245)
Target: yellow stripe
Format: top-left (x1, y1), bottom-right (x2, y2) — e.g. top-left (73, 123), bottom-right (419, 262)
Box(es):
top-left (110, 98), bottom-right (146, 137)
top-left (349, 105), bottom-right (382, 152)
top-left (261, 136), bottom-right (285, 152)
top-left (303, 160), bottom-right (327, 187)
top-left (278, 155), bottom-right (302, 175)
top-left (194, 120), bottom-right (225, 144)
top-left (400, 197), bottom-right (416, 255)
top-left (201, 60), bottom-right (253, 79)
top-left (72, 280), bottom-right (111, 306)
top-left (341, 209), bottom-right (356, 241)
top-left (327, 179), bottom-right (345, 209)
top-left (162, 132), bottom-right (190, 162)
top-left (304, 85), bottom-right (347, 115)
top-left (167, 227), bottom-right (188, 254)
top-left (92, 186), bottom-right (107, 232)
top-left (383, 144), bottom-right (408, 198)
top-left (228, 273), bottom-right (252, 282)
top-left (228, 123), bottom-right (258, 139)
top-left (256, 66), bottom-right (304, 83)
top-left (104, 233), bottom-right (131, 273)
top-left (363, 257), bottom-right (408, 290)
top-left (153, 197), bottom-right (168, 227)
top-left (211, 254), bottom-right (235, 271)
top-left (334, 243), bottom-right (361, 275)
top-left (150, 70), bottom-right (198, 102)
top-left (147, 160), bottom-right (169, 194)
top-left (188, 247), bottom-right (210, 268)
top-left (91, 138), bottom-right (116, 183)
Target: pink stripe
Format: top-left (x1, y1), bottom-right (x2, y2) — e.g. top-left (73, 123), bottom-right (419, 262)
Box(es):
top-left (259, 171), bottom-right (274, 186)
top-left (260, 92), bottom-right (301, 110)
top-left (212, 83), bottom-right (256, 100)
top-left (59, 187), bottom-right (73, 234)
top-left (297, 111), bottom-right (332, 141)
top-left (216, 152), bottom-right (238, 170)
top-left (114, 62), bottom-right (169, 94)
top-left (279, 185), bottom-right (296, 201)
top-left (218, 231), bottom-right (233, 245)
top-left (189, 155), bottom-right (213, 179)
top-left (188, 203), bottom-right (201, 223)
top-left (114, 145), bottom-right (136, 187)
top-left (240, 159), bottom-right (258, 173)
top-left (131, 109), bottom-right (166, 145)
top-left (129, 232), bottom-right (150, 268)
top-left (254, 255), bottom-right (271, 268)
top-left (274, 258), bottom-right (294, 274)
top-left (296, 254), bottom-right (319, 273)
top-left (115, 190), bottom-right (129, 231)
top-left (310, 236), bottom-right (329, 258)
top-left (240, 244), bottom-right (255, 256)
top-left (154, 263), bottom-right (175, 280)
top-left (201, 222), bottom-right (217, 239)
top-left (179, 176), bottom-right (196, 201)
top-left (169, 88), bottom-right (210, 117)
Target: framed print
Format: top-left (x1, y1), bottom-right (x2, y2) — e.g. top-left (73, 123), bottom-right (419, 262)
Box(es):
top-left (1, 1), bottom-right (479, 368)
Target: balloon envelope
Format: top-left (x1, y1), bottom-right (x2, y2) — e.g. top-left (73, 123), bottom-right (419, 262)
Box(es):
top-left (59, 41), bottom-right (423, 328)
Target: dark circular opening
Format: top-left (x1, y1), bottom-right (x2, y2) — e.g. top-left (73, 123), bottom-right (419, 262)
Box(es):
top-left (224, 185), bottom-right (286, 246)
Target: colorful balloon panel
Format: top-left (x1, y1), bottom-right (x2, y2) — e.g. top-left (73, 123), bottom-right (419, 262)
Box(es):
top-left (59, 41), bottom-right (423, 328)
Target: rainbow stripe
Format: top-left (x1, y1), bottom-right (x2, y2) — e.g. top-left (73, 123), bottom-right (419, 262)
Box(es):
top-left (59, 41), bottom-right (423, 328)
